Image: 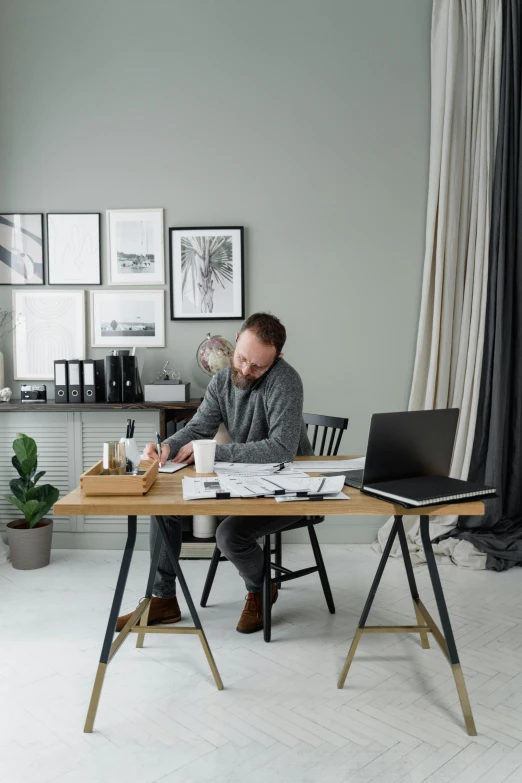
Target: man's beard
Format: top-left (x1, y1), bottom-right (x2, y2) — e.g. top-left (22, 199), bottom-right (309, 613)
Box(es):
top-left (231, 366), bottom-right (258, 390)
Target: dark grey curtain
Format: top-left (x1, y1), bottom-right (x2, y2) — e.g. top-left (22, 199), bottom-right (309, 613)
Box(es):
top-left (448, 0), bottom-right (522, 570)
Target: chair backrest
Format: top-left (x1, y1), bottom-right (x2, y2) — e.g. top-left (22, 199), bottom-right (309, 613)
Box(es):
top-left (303, 413), bottom-right (349, 457)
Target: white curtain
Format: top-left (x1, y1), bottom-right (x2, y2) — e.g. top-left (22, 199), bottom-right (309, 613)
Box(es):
top-left (0, 536), bottom-right (10, 565)
top-left (376, 0), bottom-right (502, 568)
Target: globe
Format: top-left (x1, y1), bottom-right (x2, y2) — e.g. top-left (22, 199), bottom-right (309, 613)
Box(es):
top-left (196, 333), bottom-right (235, 376)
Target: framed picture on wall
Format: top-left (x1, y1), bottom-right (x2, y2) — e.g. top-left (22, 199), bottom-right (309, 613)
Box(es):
top-left (0, 214), bottom-right (44, 285)
top-left (107, 208), bottom-right (165, 285)
top-left (90, 289), bottom-right (165, 347)
top-left (47, 213), bottom-right (101, 284)
top-left (13, 289), bottom-right (85, 379)
top-left (169, 226), bottom-right (244, 320)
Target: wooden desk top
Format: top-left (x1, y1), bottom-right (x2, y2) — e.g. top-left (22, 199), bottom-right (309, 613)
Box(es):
top-left (54, 457), bottom-right (485, 518)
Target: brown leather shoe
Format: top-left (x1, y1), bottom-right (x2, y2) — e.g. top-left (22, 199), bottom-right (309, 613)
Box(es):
top-left (115, 596), bottom-right (181, 632)
top-left (236, 585), bottom-right (278, 634)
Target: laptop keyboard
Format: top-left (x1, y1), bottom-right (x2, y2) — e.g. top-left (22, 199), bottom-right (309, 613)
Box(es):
top-left (342, 470), bottom-right (364, 489)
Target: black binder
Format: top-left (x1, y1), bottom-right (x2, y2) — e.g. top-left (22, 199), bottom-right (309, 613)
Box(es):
top-left (362, 476), bottom-right (497, 508)
top-left (67, 360), bottom-right (84, 402)
top-left (105, 355), bottom-right (121, 403)
top-left (120, 355), bottom-right (137, 403)
top-left (54, 360), bottom-right (68, 403)
top-left (83, 359), bottom-right (105, 402)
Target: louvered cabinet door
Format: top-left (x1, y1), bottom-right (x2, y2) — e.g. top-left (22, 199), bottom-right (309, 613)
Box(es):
top-left (77, 411), bottom-right (160, 533)
top-left (0, 412), bottom-right (73, 533)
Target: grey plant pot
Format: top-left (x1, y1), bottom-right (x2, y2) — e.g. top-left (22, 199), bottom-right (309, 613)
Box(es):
top-left (6, 518), bottom-right (53, 570)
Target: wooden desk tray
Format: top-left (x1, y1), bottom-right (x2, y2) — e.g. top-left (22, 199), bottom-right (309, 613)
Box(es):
top-left (80, 460), bottom-right (159, 495)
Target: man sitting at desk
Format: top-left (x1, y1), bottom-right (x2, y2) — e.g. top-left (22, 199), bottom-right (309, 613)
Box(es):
top-left (116, 311), bottom-right (314, 634)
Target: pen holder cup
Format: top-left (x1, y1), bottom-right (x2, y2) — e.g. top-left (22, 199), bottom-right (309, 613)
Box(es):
top-left (103, 441), bottom-right (126, 475)
top-left (121, 438), bottom-right (141, 475)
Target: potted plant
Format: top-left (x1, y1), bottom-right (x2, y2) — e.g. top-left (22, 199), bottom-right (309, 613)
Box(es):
top-left (4, 433), bottom-right (59, 570)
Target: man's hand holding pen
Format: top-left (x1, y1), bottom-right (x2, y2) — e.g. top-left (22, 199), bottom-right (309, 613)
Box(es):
top-left (143, 441), bottom-right (195, 466)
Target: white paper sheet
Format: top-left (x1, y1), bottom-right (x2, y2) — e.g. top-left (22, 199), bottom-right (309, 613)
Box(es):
top-left (214, 462), bottom-right (295, 475)
top-left (182, 477), bottom-right (240, 500)
top-left (159, 462), bottom-right (188, 474)
top-left (255, 475), bottom-right (345, 495)
top-left (275, 492), bottom-right (350, 502)
top-left (291, 458), bottom-right (366, 472)
top-left (182, 473), bottom-right (346, 500)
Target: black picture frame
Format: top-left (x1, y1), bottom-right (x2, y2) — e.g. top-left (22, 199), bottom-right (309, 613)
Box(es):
top-left (169, 226), bottom-right (245, 321)
top-left (46, 212), bottom-right (102, 285)
top-left (0, 213), bottom-right (44, 285)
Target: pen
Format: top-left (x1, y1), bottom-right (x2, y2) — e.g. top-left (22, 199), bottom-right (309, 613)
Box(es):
top-left (317, 478), bottom-right (325, 493)
top-left (156, 432), bottom-right (162, 462)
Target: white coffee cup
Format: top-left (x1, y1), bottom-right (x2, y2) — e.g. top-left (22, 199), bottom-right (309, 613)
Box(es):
top-left (193, 439), bottom-right (217, 473)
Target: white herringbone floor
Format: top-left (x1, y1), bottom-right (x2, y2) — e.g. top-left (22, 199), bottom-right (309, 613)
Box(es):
top-left (1, 544), bottom-right (522, 783)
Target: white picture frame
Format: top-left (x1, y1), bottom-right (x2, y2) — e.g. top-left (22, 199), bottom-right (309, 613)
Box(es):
top-left (90, 289), bottom-right (165, 348)
top-left (0, 214), bottom-right (44, 285)
top-left (107, 208), bottom-right (165, 285)
top-left (47, 213), bottom-right (101, 285)
top-left (13, 289), bottom-right (85, 380)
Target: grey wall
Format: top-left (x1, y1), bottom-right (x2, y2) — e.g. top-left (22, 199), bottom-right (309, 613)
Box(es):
top-left (0, 0), bottom-right (432, 541)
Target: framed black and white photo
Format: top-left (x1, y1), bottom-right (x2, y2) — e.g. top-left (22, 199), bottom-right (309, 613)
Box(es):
top-left (90, 289), bottom-right (165, 348)
top-left (169, 226), bottom-right (244, 320)
top-left (0, 213), bottom-right (44, 285)
top-left (107, 208), bottom-right (165, 285)
top-left (13, 289), bottom-right (85, 379)
top-left (47, 213), bottom-right (101, 284)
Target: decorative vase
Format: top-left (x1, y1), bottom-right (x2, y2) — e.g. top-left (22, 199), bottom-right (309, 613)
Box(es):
top-left (6, 519), bottom-right (53, 570)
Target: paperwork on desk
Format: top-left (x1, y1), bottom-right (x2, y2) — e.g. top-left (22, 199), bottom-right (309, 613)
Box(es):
top-left (275, 492), bottom-right (350, 502)
top-left (182, 474), bottom-right (346, 500)
top-left (214, 462), bottom-right (298, 476)
top-left (290, 457), bottom-right (366, 472)
top-left (159, 462), bottom-right (188, 473)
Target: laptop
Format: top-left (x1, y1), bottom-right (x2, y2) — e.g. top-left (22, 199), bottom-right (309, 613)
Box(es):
top-left (335, 409), bottom-right (460, 490)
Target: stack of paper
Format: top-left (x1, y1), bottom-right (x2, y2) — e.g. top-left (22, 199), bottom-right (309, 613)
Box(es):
top-left (290, 457), bottom-right (366, 473)
top-left (214, 462), bottom-right (298, 476)
top-left (182, 473), bottom-right (347, 501)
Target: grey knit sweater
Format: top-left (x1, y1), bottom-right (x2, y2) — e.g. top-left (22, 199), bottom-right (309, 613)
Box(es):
top-left (164, 358), bottom-right (314, 463)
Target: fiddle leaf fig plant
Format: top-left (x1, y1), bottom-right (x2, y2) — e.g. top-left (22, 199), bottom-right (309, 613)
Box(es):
top-left (4, 433), bottom-right (59, 528)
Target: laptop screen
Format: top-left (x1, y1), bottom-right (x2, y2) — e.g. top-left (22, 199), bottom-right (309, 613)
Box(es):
top-left (362, 409), bottom-right (459, 485)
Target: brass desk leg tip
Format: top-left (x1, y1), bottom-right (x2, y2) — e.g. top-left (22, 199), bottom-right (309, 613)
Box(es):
top-left (413, 600), bottom-right (430, 649)
top-left (84, 662), bottom-right (108, 733)
top-left (452, 663), bottom-right (477, 736)
top-left (337, 628), bottom-right (363, 689)
top-left (197, 630), bottom-right (224, 691)
top-left (136, 601), bottom-right (152, 648)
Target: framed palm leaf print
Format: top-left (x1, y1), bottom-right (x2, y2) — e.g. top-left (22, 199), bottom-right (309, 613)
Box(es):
top-left (169, 226), bottom-right (244, 320)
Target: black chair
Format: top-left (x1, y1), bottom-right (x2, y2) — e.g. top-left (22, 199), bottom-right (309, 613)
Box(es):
top-left (200, 412), bottom-right (349, 642)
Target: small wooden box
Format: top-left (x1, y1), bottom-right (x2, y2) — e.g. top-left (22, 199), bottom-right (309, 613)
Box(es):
top-left (80, 460), bottom-right (159, 496)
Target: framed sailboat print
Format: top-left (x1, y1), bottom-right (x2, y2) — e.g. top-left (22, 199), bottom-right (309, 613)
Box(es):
top-left (107, 208), bottom-right (165, 285)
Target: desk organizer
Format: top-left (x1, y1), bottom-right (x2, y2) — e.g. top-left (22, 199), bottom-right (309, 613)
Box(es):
top-left (80, 460), bottom-right (159, 495)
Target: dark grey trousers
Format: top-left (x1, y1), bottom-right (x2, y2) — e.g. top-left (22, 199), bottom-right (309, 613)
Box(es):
top-left (150, 514), bottom-right (302, 596)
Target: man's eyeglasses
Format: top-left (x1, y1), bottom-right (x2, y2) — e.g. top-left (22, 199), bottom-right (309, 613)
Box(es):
top-left (234, 352), bottom-right (271, 374)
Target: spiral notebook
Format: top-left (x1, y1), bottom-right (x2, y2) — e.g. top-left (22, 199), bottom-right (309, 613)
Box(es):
top-left (362, 476), bottom-right (497, 508)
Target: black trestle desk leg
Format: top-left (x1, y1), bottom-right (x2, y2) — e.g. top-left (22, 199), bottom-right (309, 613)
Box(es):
top-left (154, 516), bottom-right (223, 690)
top-left (200, 544), bottom-right (222, 607)
top-left (420, 515), bottom-right (476, 735)
top-left (84, 515), bottom-right (137, 732)
top-left (308, 524), bottom-right (335, 613)
top-left (337, 515), bottom-right (400, 688)
top-left (135, 524), bottom-right (163, 648)
top-left (396, 516), bottom-right (430, 649)
top-left (264, 535), bottom-right (272, 642)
